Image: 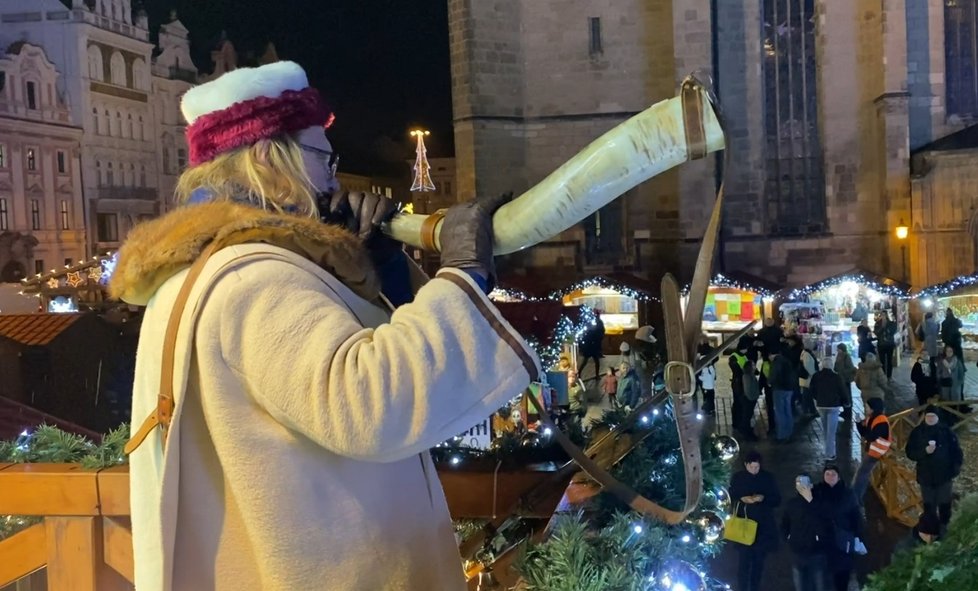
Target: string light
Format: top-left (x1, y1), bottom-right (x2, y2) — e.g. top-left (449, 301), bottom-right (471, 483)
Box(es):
top-left (548, 276), bottom-right (659, 302)
top-left (681, 273), bottom-right (775, 298)
top-left (20, 252), bottom-right (116, 294)
top-left (913, 273), bottom-right (978, 299)
top-left (785, 273), bottom-right (910, 301)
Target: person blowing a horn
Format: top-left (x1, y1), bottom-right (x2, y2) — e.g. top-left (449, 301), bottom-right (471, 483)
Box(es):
top-left (109, 61), bottom-right (541, 591)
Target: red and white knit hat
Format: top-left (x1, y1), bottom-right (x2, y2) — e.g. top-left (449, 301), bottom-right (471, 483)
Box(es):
top-left (182, 61), bottom-right (334, 166)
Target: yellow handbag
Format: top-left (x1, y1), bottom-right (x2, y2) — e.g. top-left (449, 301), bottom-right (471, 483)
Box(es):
top-left (723, 502), bottom-right (758, 546)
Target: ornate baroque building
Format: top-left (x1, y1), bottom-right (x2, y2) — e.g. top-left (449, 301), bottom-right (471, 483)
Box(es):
top-left (0, 0), bottom-right (195, 261)
top-left (449, 0), bottom-right (978, 289)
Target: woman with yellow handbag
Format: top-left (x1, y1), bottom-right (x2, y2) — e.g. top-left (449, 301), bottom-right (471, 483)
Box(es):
top-left (728, 451), bottom-right (783, 591)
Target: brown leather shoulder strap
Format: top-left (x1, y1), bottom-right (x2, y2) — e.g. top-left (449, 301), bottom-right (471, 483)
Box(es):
top-left (125, 241), bottom-right (222, 455)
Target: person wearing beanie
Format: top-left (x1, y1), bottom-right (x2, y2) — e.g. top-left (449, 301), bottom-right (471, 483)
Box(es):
top-left (110, 61), bottom-right (540, 591)
top-left (852, 397), bottom-right (891, 505)
top-left (813, 464), bottom-right (864, 591)
top-left (906, 406), bottom-right (963, 526)
top-left (781, 473), bottom-right (829, 591)
top-left (768, 343), bottom-right (798, 442)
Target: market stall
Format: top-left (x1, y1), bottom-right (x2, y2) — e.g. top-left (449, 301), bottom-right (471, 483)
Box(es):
top-left (550, 274), bottom-right (659, 354)
top-left (18, 253), bottom-right (118, 313)
top-left (682, 272), bottom-right (780, 345)
top-left (914, 274), bottom-right (978, 354)
top-left (779, 270), bottom-right (911, 358)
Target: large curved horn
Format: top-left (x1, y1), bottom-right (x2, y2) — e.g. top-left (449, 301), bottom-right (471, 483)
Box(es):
top-left (385, 75), bottom-right (724, 254)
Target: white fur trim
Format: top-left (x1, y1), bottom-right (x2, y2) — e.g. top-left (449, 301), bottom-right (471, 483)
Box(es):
top-left (181, 61), bottom-right (309, 124)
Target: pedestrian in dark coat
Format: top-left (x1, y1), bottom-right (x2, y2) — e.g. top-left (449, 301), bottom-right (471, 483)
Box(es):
top-left (782, 473), bottom-right (829, 591)
top-left (906, 406), bottom-right (964, 526)
top-left (833, 343), bottom-right (856, 422)
top-left (578, 311), bottom-right (605, 380)
top-left (813, 465), bottom-right (864, 591)
top-left (941, 309), bottom-right (963, 362)
top-left (810, 360), bottom-right (847, 461)
top-left (891, 509), bottom-right (941, 558)
top-left (910, 355), bottom-right (937, 406)
top-left (729, 451), bottom-right (782, 591)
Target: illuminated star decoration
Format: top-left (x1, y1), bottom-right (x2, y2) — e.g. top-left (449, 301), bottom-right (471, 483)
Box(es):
top-left (66, 272), bottom-right (84, 288)
top-left (87, 266), bottom-right (103, 282)
top-left (46, 277), bottom-right (60, 289)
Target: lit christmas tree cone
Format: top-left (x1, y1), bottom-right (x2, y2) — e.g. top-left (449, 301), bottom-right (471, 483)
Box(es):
top-left (386, 74), bottom-right (725, 254)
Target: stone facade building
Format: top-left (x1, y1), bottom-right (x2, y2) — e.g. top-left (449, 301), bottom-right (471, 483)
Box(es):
top-left (0, 42), bottom-right (84, 281)
top-left (448, 0), bottom-right (978, 289)
top-left (0, 0), bottom-right (194, 259)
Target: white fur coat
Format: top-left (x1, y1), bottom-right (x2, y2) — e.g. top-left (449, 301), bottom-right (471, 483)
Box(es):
top-left (111, 203), bottom-right (541, 590)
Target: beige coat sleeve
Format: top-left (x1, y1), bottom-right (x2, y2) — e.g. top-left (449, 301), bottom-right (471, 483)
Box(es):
top-left (212, 262), bottom-right (540, 463)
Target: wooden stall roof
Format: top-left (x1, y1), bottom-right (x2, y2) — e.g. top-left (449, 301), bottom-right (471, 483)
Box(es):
top-left (780, 268), bottom-right (912, 300)
top-left (0, 313), bottom-right (84, 346)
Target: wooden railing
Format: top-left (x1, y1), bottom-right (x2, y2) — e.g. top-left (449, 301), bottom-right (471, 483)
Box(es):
top-left (0, 464), bottom-right (133, 590)
top-left (871, 400), bottom-right (976, 527)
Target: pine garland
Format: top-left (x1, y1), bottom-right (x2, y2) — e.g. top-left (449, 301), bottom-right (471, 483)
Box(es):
top-left (865, 494), bottom-right (978, 591)
top-left (0, 423), bottom-right (130, 541)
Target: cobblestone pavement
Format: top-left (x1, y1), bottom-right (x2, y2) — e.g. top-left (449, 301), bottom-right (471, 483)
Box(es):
top-left (579, 352), bottom-right (978, 591)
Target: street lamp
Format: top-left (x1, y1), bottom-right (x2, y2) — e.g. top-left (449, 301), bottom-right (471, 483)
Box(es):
top-left (895, 218), bottom-right (909, 281)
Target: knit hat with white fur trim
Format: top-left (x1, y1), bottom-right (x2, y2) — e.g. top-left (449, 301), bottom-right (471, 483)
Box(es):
top-left (182, 61), bottom-right (333, 166)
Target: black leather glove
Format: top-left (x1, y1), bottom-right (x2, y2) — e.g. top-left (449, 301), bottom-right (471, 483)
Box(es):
top-left (439, 192), bottom-right (513, 290)
top-left (324, 191), bottom-right (404, 264)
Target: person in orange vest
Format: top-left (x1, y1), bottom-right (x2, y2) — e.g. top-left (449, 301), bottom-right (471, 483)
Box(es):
top-left (851, 397), bottom-right (891, 505)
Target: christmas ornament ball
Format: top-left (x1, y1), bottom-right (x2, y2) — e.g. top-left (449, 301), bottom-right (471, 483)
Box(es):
top-left (520, 431), bottom-right (541, 448)
top-left (688, 510), bottom-right (725, 543)
top-left (653, 559), bottom-right (706, 591)
top-left (712, 434), bottom-right (740, 462)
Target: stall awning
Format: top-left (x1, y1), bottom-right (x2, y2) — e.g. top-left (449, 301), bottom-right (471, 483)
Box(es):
top-left (549, 273), bottom-right (659, 301)
top-left (683, 271), bottom-right (782, 297)
top-left (915, 274), bottom-right (978, 299)
top-left (782, 269), bottom-right (911, 300)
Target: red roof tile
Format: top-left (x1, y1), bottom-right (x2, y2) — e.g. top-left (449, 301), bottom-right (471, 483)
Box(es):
top-left (0, 313), bottom-right (84, 346)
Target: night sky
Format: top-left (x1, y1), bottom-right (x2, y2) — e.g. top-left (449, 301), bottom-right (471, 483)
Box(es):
top-left (141, 0), bottom-right (455, 175)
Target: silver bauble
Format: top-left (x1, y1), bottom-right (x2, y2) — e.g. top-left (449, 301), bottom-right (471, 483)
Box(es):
top-left (702, 486), bottom-right (732, 518)
top-left (520, 431), bottom-right (541, 448)
top-left (712, 434), bottom-right (740, 462)
top-left (687, 510), bottom-right (725, 543)
top-left (654, 559), bottom-right (706, 591)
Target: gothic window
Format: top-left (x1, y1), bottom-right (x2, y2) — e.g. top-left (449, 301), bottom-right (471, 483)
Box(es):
top-left (87, 45), bottom-right (103, 81)
top-left (109, 52), bottom-right (126, 86)
top-left (583, 197), bottom-right (624, 265)
top-left (762, 0), bottom-right (825, 235)
top-left (177, 148), bottom-right (186, 169)
top-left (589, 17), bottom-right (603, 56)
top-left (946, 0), bottom-right (978, 118)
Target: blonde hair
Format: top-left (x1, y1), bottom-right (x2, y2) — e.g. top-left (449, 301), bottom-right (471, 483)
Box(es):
top-left (175, 136), bottom-right (318, 217)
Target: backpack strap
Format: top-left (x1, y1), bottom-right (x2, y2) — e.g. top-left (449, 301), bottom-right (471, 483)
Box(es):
top-left (125, 241), bottom-right (222, 455)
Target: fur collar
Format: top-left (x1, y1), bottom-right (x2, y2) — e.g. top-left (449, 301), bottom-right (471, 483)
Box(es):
top-left (109, 201), bottom-right (378, 306)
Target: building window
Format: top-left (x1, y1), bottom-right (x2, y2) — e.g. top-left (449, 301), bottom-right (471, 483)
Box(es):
top-left (583, 199), bottom-right (624, 265)
top-left (102, 109), bottom-right (109, 135)
top-left (0, 144), bottom-right (5, 168)
top-left (56, 150), bottom-right (66, 174)
top-left (128, 113), bottom-right (134, 137)
top-left (34, 259), bottom-right (43, 275)
top-left (107, 162), bottom-right (114, 186)
top-left (140, 164), bottom-right (146, 187)
top-left (138, 116), bottom-right (145, 140)
top-left (87, 45), bottom-right (103, 81)
top-left (30, 199), bottom-right (40, 230)
top-left (162, 146), bottom-right (170, 174)
top-left (946, 1), bottom-right (978, 118)
top-left (110, 52), bottom-right (126, 86)
top-left (26, 81), bottom-right (37, 109)
top-left (60, 200), bottom-right (69, 230)
top-left (177, 148), bottom-right (187, 169)
top-left (113, 111), bottom-right (121, 136)
top-left (92, 108), bottom-right (100, 134)
top-left (0, 198), bottom-right (7, 231)
top-left (64, 258), bottom-right (72, 266)
top-left (588, 17), bottom-right (602, 55)
top-left (26, 148), bottom-right (36, 171)
top-left (762, 0), bottom-right (825, 235)
top-left (97, 213), bottom-right (119, 242)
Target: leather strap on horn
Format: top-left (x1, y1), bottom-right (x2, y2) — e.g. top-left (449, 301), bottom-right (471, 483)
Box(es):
top-left (420, 209), bottom-right (447, 253)
top-left (681, 78), bottom-right (708, 161)
top-left (525, 389), bottom-right (698, 525)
